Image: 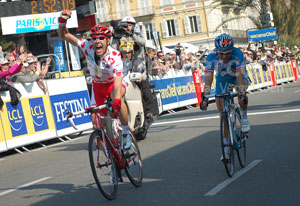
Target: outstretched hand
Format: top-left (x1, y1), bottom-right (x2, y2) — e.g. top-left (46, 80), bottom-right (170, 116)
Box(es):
top-left (61, 9), bottom-right (71, 20)
top-left (59, 9), bottom-right (71, 24)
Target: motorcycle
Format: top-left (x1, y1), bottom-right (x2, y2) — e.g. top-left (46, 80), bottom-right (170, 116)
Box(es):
top-left (123, 71), bottom-right (152, 140)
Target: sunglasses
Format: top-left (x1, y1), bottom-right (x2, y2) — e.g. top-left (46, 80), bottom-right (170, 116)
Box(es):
top-left (91, 36), bottom-right (107, 41)
top-left (217, 51), bottom-right (232, 56)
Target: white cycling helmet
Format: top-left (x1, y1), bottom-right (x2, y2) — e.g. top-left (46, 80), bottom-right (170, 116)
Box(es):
top-left (121, 16), bottom-right (136, 24)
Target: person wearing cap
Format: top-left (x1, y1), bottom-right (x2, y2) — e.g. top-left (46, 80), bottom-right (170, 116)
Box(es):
top-left (113, 16), bottom-right (155, 122)
top-left (119, 41), bottom-right (156, 124)
top-left (0, 53), bottom-right (27, 82)
top-left (11, 62), bottom-right (39, 83)
top-left (168, 51), bottom-right (180, 70)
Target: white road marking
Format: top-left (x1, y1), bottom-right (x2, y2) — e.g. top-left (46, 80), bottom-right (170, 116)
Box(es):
top-left (294, 90), bottom-right (300, 93)
top-left (204, 160), bottom-right (262, 196)
top-left (153, 108), bottom-right (300, 126)
top-left (0, 177), bottom-right (52, 197)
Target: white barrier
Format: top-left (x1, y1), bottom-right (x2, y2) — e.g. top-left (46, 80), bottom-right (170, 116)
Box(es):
top-left (0, 76), bottom-right (92, 152)
top-left (46, 77), bottom-right (92, 137)
top-left (0, 61), bottom-right (298, 153)
top-left (0, 82), bottom-right (57, 151)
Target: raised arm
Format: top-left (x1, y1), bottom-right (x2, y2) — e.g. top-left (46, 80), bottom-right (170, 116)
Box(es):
top-left (57, 9), bottom-right (78, 46)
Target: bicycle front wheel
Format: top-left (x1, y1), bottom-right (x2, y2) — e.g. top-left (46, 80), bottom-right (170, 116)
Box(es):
top-left (124, 132), bottom-right (143, 187)
top-left (88, 130), bottom-right (118, 200)
top-left (235, 108), bottom-right (247, 168)
top-left (220, 112), bottom-right (234, 177)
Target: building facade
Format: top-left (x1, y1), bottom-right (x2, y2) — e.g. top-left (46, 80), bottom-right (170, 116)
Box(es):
top-left (89, 0), bottom-right (259, 51)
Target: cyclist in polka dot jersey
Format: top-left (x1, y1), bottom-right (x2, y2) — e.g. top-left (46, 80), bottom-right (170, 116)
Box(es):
top-left (58, 9), bottom-right (133, 150)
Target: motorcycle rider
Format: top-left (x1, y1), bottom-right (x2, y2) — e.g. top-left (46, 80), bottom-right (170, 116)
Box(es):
top-left (112, 16), bottom-right (155, 123)
top-left (57, 9), bottom-right (132, 149)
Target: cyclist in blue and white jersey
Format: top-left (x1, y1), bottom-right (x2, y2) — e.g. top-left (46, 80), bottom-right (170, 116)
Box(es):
top-left (200, 34), bottom-right (250, 149)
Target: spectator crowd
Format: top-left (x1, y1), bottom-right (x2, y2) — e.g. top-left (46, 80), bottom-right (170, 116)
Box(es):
top-left (0, 43), bottom-right (51, 94)
top-left (146, 42), bottom-right (300, 77)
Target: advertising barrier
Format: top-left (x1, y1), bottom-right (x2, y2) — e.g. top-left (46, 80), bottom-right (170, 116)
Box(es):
top-left (0, 61), bottom-right (298, 153)
top-left (274, 63), bottom-right (294, 84)
top-left (46, 77), bottom-right (92, 137)
top-left (149, 62), bottom-right (298, 113)
top-left (150, 69), bottom-right (198, 111)
top-left (0, 82), bottom-right (56, 150)
top-left (0, 77), bottom-right (92, 152)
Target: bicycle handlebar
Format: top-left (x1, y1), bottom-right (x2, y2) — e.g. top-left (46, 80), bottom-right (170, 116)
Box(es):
top-left (205, 91), bottom-right (239, 99)
top-left (66, 104), bottom-right (107, 130)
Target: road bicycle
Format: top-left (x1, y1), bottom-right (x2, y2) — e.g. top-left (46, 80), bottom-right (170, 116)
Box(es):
top-left (206, 91), bottom-right (248, 177)
top-left (66, 100), bottom-right (143, 200)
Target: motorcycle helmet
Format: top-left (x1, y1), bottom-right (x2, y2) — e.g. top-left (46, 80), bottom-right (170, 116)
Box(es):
top-left (119, 41), bottom-right (134, 54)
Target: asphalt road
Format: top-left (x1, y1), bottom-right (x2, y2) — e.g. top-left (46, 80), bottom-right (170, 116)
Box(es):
top-left (1, 81), bottom-right (300, 206)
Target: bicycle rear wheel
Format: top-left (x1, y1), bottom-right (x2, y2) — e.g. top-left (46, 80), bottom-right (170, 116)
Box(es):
top-left (235, 108), bottom-right (247, 168)
top-left (124, 132), bottom-right (143, 187)
top-left (220, 112), bottom-right (234, 177)
top-left (88, 130), bottom-right (118, 200)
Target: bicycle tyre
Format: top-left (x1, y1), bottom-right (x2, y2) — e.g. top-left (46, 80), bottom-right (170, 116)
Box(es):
top-left (124, 132), bottom-right (143, 187)
top-left (235, 108), bottom-right (247, 168)
top-left (88, 130), bottom-right (118, 200)
top-left (220, 112), bottom-right (234, 177)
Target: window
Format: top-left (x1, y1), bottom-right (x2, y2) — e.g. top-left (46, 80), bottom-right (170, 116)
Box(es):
top-left (184, 15), bottom-right (202, 35)
top-left (144, 22), bottom-right (157, 40)
top-left (161, 19), bottom-right (179, 38)
top-left (139, 0), bottom-right (152, 15)
top-left (96, 0), bottom-right (108, 22)
top-left (116, 0), bottom-right (129, 18)
top-left (162, 0), bottom-right (172, 6)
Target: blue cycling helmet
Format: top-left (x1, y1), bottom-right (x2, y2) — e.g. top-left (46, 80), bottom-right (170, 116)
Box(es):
top-left (214, 33), bottom-right (234, 50)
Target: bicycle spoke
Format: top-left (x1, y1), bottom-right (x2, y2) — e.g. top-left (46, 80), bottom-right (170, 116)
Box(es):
top-left (221, 112), bottom-right (234, 177)
top-left (125, 134), bottom-right (143, 187)
top-left (235, 109), bottom-right (247, 168)
top-left (88, 130), bottom-right (118, 200)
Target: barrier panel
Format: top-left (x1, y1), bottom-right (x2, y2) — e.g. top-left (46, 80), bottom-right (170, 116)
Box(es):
top-left (150, 69), bottom-right (197, 111)
top-left (46, 76), bottom-right (92, 137)
top-left (0, 82), bottom-right (56, 150)
top-left (275, 63), bottom-right (294, 84)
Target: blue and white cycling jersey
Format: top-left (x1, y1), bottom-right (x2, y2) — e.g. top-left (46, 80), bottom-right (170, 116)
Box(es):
top-left (205, 47), bottom-right (248, 95)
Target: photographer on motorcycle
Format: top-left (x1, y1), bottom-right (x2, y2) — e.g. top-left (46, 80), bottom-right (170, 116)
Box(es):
top-left (112, 16), bottom-right (155, 123)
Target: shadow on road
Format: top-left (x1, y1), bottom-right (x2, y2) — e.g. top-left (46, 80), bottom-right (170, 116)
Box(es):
top-left (14, 119), bottom-right (300, 206)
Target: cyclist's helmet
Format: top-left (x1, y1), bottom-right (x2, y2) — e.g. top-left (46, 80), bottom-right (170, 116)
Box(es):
top-left (90, 25), bottom-right (112, 39)
top-left (214, 33), bottom-right (234, 50)
top-left (121, 16), bottom-right (136, 25)
top-left (119, 42), bottom-right (134, 54)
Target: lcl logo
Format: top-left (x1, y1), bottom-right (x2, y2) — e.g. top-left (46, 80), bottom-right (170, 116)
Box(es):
top-left (31, 105), bottom-right (44, 116)
top-left (6, 102), bottom-right (27, 137)
top-left (8, 109), bottom-right (23, 120)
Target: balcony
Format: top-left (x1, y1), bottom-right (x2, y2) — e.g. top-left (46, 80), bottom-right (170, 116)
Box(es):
top-left (97, 6), bottom-right (155, 23)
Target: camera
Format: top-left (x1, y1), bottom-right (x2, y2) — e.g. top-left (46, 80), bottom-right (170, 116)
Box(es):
top-left (110, 20), bottom-right (131, 39)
